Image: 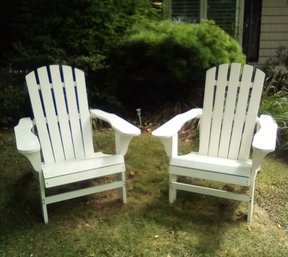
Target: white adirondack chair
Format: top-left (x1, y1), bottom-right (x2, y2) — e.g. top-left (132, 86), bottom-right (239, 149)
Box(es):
top-left (14, 65), bottom-right (141, 223)
top-left (152, 63), bottom-right (277, 222)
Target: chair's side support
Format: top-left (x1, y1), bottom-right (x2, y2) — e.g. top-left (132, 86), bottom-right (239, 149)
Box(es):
top-left (14, 118), bottom-right (42, 172)
top-left (247, 114), bottom-right (278, 222)
top-left (115, 132), bottom-right (135, 155)
top-left (152, 109), bottom-right (202, 205)
top-left (90, 109), bottom-right (141, 155)
top-left (152, 109), bottom-right (202, 157)
top-left (158, 134), bottom-right (178, 158)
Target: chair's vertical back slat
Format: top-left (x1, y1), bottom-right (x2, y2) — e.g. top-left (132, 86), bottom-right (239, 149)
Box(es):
top-left (50, 65), bottom-right (75, 160)
top-left (62, 66), bottom-right (85, 159)
top-left (74, 67), bottom-right (94, 156)
top-left (208, 64), bottom-right (229, 156)
top-left (26, 71), bottom-right (55, 163)
top-left (199, 63), bottom-right (264, 161)
top-left (37, 67), bottom-right (66, 162)
top-left (228, 65), bottom-right (254, 159)
top-left (218, 63), bottom-right (241, 158)
top-left (238, 68), bottom-right (265, 160)
top-left (199, 67), bottom-right (216, 155)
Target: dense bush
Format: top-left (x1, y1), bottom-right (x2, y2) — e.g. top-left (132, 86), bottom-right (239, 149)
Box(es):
top-left (110, 20), bottom-right (245, 115)
top-left (0, 0), bottom-right (158, 128)
top-left (0, 70), bottom-right (30, 128)
top-left (260, 46), bottom-right (288, 157)
top-left (0, 0), bottom-right (157, 71)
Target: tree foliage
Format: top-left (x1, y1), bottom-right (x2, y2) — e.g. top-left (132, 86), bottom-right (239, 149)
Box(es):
top-left (0, 0), bottom-right (157, 127)
top-left (0, 0), bottom-right (156, 71)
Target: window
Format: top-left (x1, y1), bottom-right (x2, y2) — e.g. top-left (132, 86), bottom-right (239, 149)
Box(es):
top-left (207, 0), bottom-right (237, 37)
top-left (164, 0), bottom-right (262, 62)
top-left (171, 0), bottom-right (200, 22)
top-left (165, 0), bottom-right (243, 39)
top-left (242, 0), bottom-right (262, 62)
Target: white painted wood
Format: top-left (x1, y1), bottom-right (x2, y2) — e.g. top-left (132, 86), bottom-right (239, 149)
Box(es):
top-left (15, 65), bottom-right (140, 223)
top-left (208, 63), bottom-right (228, 156)
top-left (152, 63), bottom-right (278, 222)
top-left (45, 181), bottom-right (124, 204)
top-left (199, 67), bottom-right (216, 155)
top-left (91, 109), bottom-right (141, 136)
top-left (45, 164), bottom-right (125, 188)
top-left (170, 153), bottom-right (251, 176)
top-left (238, 68), bottom-right (265, 160)
top-left (26, 71), bottom-right (55, 163)
top-left (50, 65), bottom-right (75, 160)
top-left (62, 65), bottom-right (85, 158)
top-left (37, 66), bottom-right (65, 162)
top-left (170, 166), bottom-right (250, 186)
top-left (252, 115), bottom-right (278, 152)
top-left (91, 109), bottom-right (141, 155)
top-left (74, 67), bottom-right (94, 156)
top-left (173, 182), bottom-right (250, 202)
top-left (228, 65), bottom-right (253, 159)
top-left (218, 63), bottom-right (241, 158)
top-left (152, 109), bottom-right (202, 138)
top-left (14, 118), bottom-right (41, 172)
top-left (43, 154), bottom-right (124, 178)
top-left (14, 118), bottom-right (40, 153)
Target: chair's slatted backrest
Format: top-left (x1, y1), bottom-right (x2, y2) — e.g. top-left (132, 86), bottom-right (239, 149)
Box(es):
top-left (199, 63), bottom-right (265, 161)
top-left (26, 65), bottom-right (94, 163)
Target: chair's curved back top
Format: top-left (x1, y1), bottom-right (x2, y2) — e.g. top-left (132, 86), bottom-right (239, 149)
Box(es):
top-left (199, 63), bottom-right (265, 161)
top-left (26, 65), bottom-right (94, 163)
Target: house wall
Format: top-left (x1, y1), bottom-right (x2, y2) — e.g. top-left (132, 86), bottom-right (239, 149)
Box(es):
top-left (258, 0), bottom-right (288, 63)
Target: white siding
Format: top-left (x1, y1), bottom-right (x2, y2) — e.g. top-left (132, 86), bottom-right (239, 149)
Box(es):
top-left (258, 0), bottom-right (288, 64)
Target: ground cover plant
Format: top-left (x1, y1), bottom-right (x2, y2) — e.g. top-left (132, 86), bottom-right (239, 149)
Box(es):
top-left (1, 130), bottom-right (288, 257)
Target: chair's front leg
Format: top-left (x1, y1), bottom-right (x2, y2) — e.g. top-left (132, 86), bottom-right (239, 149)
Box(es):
top-left (169, 173), bottom-right (177, 204)
top-left (38, 170), bottom-right (48, 224)
top-left (118, 171), bottom-right (127, 204)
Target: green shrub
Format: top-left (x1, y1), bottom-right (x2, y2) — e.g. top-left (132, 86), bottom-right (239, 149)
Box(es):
top-left (1, 0), bottom-right (157, 71)
top-left (262, 46), bottom-right (288, 93)
top-left (260, 46), bottom-right (288, 157)
top-left (0, 70), bottom-right (30, 128)
top-left (110, 20), bottom-right (245, 114)
top-left (260, 91), bottom-right (288, 157)
top-left (0, 0), bottom-right (159, 128)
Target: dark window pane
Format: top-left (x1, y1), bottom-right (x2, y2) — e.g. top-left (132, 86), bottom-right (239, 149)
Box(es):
top-left (207, 0), bottom-right (236, 36)
top-left (242, 0), bottom-right (262, 62)
top-left (172, 0), bottom-right (200, 22)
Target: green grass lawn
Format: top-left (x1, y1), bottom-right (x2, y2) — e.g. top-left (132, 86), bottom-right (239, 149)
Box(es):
top-left (0, 130), bottom-right (288, 257)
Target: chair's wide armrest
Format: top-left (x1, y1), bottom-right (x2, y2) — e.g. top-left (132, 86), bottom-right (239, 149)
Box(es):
top-left (14, 118), bottom-right (40, 154)
top-left (90, 109), bottom-right (141, 136)
top-left (14, 118), bottom-right (42, 172)
top-left (152, 108), bottom-right (202, 138)
top-left (252, 115), bottom-right (278, 153)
